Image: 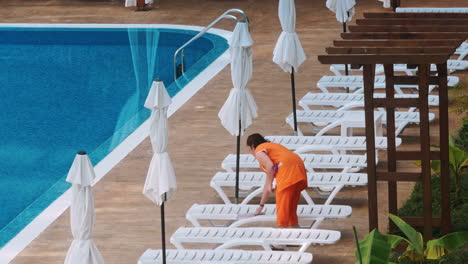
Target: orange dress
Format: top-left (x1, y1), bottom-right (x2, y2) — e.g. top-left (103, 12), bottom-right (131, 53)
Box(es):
top-left (255, 142), bottom-right (308, 227)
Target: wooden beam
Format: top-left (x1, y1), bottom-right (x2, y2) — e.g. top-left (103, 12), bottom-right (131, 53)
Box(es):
top-left (326, 46), bottom-right (456, 55)
top-left (356, 18), bottom-right (468, 25)
top-left (393, 76), bottom-right (452, 86)
top-left (318, 54), bottom-right (450, 64)
top-left (376, 172), bottom-right (422, 182)
top-left (401, 217), bottom-right (442, 227)
top-left (373, 98), bottom-right (419, 108)
top-left (341, 32), bottom-right (467, 40)
top-left (333, 39), bottom-right (462, 47)
top-left (396, 151), bottom-right (440, 160)
top-left (349, 25), bottom-right (468, 33)
top-left (363, 12), bottom-right (468, 19)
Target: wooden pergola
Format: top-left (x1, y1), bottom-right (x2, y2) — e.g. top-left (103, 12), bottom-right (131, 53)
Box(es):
top-left (318, 12), bottom-right (468, 239)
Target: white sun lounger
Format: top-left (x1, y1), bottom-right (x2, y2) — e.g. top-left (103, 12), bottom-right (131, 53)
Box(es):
top-left (318, 75), bottom-right (459, 93)
top-left (186, 203), bottom-right (352, 229)
top-left (170, 227), bottom-right (341, 252)
top-left (455, 42), bottom-right (467, 60)
top-left (265, 135), bottom-right (402, 154)
top-left (330, 60), bottom-right (466, 76)
top-left (210, 171), bottom-right (367, 205)
top-left (138, 249), bottom-right (313, 264)
top-left (299, 92), bottom-right (439, 111)
top-left (396, 7), bottom-right (468, 13)
top-left (222, 153), bottom-right (368, 173)
top-left (412, 60), bottom-right (467, 74)
top-left (286, 110), bottom-right (435, 136)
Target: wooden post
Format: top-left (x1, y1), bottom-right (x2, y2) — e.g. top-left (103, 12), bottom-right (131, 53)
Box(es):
top-left (137, 0), bottom-right (145, 8)
top-left (363, 64), bottom-right (378, 231)
top-left (384, 64), bottom-right (398, 232)
top-left (418, 64), bottom-right (432, 240)
top-left (437, 62), bottom-right (451, 235)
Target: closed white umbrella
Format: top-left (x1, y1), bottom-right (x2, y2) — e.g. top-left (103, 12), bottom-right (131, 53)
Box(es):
top-left (218, 21), bottom-right (257, 203)
top-left (273, 0), bottom-right (306, 135)
top-left (326, 0), bottom-right (356, 24)
top-left (143, 79), bottom-right (176, 264)
top-left (64, 152), bottom-right (104, 264)
top-left (379, 0), bottom-right (391, 8)
top-left (326, 0), bottom-right (356, 82)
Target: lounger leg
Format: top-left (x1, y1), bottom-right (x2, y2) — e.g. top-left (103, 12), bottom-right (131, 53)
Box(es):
top-left (222, 164), bottom-right (234, 172)
top-left (395, 121), bottom-right (408, 136)
top-left (210, 183), bottom-right (233, 204)
top-left (186, 215), bottom-right (201, 227)
top-left (301, 190), bottom-right (315, 205)
top-left (286, 117), bottom-right (304, 136)
top-left (299, 243), bottom-right (310, 253)
top-left (299, 101), bottom-right (310, 111)
top-left (171, 240), bottom-right (185, 249)
top-left (317, 85), bottom-right (330, 93)
top-left (316, 120), bottom-right (341, 136)
top-left (216, 240), bottom-right (267, 250)
top-left (240, 187), bottom-right (264, 205)
top-left (323, 185), bottom-right (344, 205)
top-left (229, 216), bottom-right (262, 228)
top-left (310, 218), bottom-right (324, 229)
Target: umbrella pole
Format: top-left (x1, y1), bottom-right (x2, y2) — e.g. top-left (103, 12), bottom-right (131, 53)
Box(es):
top-left (161, 193), bottom-right (167, 264)
top-left (290, 68), bottom-right (298, 136)
top-left (235, 119), bottom-right (241, 204)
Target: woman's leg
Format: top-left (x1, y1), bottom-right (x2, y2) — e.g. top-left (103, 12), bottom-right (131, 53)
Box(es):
top-left (287, 183), bottom-right (303, 227)
top-left (275, 187), bottom-right (292, 228)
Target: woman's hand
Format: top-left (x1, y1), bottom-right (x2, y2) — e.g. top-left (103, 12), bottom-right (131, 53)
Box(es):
top-left (264, 182), bottom-right (273, 193)
top-left (254, 205), bottom-right (263, 216)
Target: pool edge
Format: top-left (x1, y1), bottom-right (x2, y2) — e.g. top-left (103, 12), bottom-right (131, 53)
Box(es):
top-left (0, 23), bottom-right (231, 263)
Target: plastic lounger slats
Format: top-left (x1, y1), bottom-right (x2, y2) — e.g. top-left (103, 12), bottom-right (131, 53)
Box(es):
top-left (138, 249), bottom-right (313, 264)
top-left (396, 7), bottom-right (468, 13)
top-left (329, 63), bottom-right (465, 76)
top-left (221, 153), bottom-right (367, 171)
top-left (186, 204), bottom-right (352, 225)
top-left (171, 227), bottom-right (341, 249)
top-left (299, 93), bottom-right (439, 108)
top-left (210, 171), bottom-right (367, 205)
top-left (211, 171), bottom-right (367, 190)
top-left (264, 135), bottom-right (402, 151)
top-left (288, 110), bottom-right (435, 125)
top-left (318, 75), bottom-right (459, 90)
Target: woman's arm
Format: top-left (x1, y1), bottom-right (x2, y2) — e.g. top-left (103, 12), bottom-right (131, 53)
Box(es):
top-left (255, 151), bottom-right (275, 211)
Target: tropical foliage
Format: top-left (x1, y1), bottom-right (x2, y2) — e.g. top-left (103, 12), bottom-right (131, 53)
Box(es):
top-left (354, 214), bottom-right (468, 264)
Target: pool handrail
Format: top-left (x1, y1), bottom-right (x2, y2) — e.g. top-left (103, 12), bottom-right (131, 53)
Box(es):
top-left (173, 9), bottom-right (248, 80)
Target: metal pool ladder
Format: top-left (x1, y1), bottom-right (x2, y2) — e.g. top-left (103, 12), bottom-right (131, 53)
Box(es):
top-left (173, 9), bottom-right (248, 80)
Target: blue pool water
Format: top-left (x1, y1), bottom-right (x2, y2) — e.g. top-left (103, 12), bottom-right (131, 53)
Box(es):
top-left (0, 26), bottom-right (228, 247)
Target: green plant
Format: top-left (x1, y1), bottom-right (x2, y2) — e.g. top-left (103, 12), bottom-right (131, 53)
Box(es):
top-left (416, 136), bottom-right (468, 204)
top-left (429, 136), bottom-right (468, 204)
top-left (455, 118), bottom-right (468, 153)
top-left (354, 214), bottom-right (468, 264)
top-left (449, 81), bottom-right (468, 115)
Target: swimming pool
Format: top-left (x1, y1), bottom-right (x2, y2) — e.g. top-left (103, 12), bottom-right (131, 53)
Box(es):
top-left (0, 25), bottom-right (229, 249)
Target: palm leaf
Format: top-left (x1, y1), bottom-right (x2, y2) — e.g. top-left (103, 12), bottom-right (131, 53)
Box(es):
top-left (388, 214), bottom-right (424, 254)
top-left (355, 229), bottom-right (403, 264)
top-left (426, 231), bottom-right (468, 259)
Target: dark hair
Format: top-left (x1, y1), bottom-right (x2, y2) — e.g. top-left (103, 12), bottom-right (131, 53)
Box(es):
top-left (246, 133), bottom-right (269, 149)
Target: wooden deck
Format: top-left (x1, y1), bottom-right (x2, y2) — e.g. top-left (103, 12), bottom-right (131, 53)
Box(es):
top-left (2, 0), bottom-right (467, 263)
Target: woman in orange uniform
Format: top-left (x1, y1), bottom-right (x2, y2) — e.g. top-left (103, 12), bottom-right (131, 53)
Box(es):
top-left (246, 133), bottom-right (308, 228)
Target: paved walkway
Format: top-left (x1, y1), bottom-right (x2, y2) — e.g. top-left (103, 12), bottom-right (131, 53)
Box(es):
top-left (2, 0), bottom-right (467, 263)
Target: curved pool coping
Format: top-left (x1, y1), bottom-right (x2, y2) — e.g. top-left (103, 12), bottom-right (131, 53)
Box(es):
top-left (0, 23), bottom-right (232, 263)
